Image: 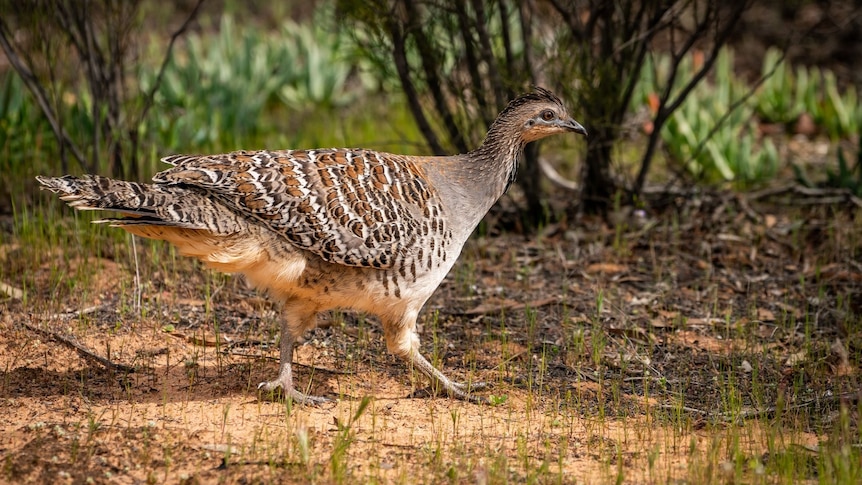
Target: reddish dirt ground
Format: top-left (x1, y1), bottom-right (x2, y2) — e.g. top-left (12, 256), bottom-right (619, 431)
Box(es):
top-left (1, 193), bottom-right (859, 483)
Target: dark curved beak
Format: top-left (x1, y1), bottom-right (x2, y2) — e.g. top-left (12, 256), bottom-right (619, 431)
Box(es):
top-left (562, 118), bottom-right (588, 137)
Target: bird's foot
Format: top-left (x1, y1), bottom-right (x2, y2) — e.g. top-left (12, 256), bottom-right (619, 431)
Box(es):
top-left (451, 380), bottom-right (489, 392)
top-left (257, 379), bottom-right (331, 405)
top-left (409, 380), bottom-right (491, 404)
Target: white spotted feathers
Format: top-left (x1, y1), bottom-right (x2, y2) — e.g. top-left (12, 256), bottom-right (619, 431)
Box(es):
top-left (153, 148), bottom-right (453, 271)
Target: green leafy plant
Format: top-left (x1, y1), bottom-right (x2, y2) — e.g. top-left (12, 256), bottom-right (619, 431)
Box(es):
top-left (276, 15), bottom-right (358, 111)
top-left (819, 70), bottom-right (858, 140)
top-left (793, 64), bottom-right (861, 140)
top-left (756, 47), bottom-right (804, 125)
top-left (330, 396), bottom-right (371, 483)
top-left (659, 49), bottom-right (778, 185)
top-left (827, 146), bottom-right (862, 195)
top-left (0, 71), bottom-right (50, 168)
top-left (141, 16), bottom-right (298, 152)
top-left (0, 71), bottom-right (53, 206)
top-left (141, 11), bottom-right (369, 154)
top-left (796, 143), bottom-right (862, 196)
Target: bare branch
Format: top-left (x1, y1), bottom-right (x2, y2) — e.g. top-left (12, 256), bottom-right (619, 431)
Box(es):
top-left (471, 0), bottom-right (506, 108)
top-left (401, 0), bottom-right (468, 154)
top-left (23, 321), bottom-right (136, 374)
top-left (0, 16), bottom-right (89, 170)
top-left (518, 0), bottom-right (537, 85)
top-left (633, 1), bottom-right (749, 193)
top-left (455, 2), bottom-right (492, 126)
top-left (546, 0), bottom-right (581, 37)
top-left (539, 157), bottom-right (579, 191)
top-left (387, 13), bottom-right (446, 155)
top-left (138, 0), bottom-right (206, 126)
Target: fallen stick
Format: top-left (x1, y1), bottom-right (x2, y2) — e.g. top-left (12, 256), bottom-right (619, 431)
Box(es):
top-left (22, 321), bottom-right (135, 373)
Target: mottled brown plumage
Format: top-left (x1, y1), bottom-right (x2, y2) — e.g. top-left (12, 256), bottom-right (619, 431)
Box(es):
top-left (37, 87), bottom-right (586, 404)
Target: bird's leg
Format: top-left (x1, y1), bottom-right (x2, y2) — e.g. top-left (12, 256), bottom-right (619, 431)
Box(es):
top-left (408, 351), bottom-right (489, 403)
top-left (384, 312), bottom-right (489, 404)
top-left (258, 302), bottom-right (329, 405)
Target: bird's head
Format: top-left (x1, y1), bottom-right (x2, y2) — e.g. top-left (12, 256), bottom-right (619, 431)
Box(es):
top-left (494, 87), bottom-right (587, 143)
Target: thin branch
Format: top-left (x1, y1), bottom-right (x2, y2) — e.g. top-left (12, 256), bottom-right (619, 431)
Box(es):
top-left (498, 0), bottom-right (515, 85)
top-left (546, 0), bottom-right (580, 34)
top-left (614, 4), bottom-right (669, 123)
top-left (387, 15), bottom-right (446, 155)
top-left (471, 0), bottom-right (506, 108)
top-left (138, 0), bottom-right (205, 125)
top-left (0, 16), bottom-right (89, 170)
top-left (518, 0), bottom-right (537, 85)
top-left (664, 5), bottom-right (746, 116)
top-left (666, 50), bottom-right (783, 190)
top-left (539, 157), bottom-right (579, 191)
top-left (80, 0), bottom-right (105, 171)
top-left (23, 321), bottom-right (136, 374)
top-left (454, 2), bottom-right (492, 125)
top-left (634, 2), bottom-right (749, 193)
top-left (401, 0), bottom-right (469, 153)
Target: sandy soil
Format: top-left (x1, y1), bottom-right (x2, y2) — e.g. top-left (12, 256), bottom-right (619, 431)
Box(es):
top-left (0, 199), bottom-right (856, 483)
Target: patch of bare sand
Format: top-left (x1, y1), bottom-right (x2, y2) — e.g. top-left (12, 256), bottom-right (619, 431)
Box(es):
top-left (0, 314), bottom-right (821, 484)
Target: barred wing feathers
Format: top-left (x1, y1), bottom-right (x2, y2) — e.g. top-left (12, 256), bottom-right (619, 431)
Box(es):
top-left (35, 174), bottom-right (249, 235)
top-left (155, 149), bottom-right (452, 269)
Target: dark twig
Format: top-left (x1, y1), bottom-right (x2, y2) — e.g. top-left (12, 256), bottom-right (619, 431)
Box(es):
top-left (748, 184), bottom-right (862, 208)
top-left (23, 321), bottom-right (135, 374)
top-left (137, 0), bottom-right (205, 125)
top-left (656, 391), bottom-right (861, 425)
top-left (634, 1), bottom-right (750, 194)
top-left (0, 16), bottom-right (88, 170)
top-left (386, 12), bottom-right (445, 155)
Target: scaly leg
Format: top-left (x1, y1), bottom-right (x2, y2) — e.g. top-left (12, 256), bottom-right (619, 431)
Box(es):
top-left (384, 311), bottom-right (489, 404)
top-left (408, 350), bottom-right (489, 404)
top-left (258, 301), bottom-right (329, 405)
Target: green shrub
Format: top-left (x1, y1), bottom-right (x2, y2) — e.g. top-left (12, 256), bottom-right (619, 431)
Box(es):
top-left (141, 10), bottom-right (367, 154)
top-left (756, 47), bottom-right (805, 126)
top-left (276, 16), bottom-right (358, 111)
top-left (658, 49), bottom-right (778, 185)
top-left (0, 71), bottom-right (53, 198)
top-left (755, 47), bottom-right (860, 140)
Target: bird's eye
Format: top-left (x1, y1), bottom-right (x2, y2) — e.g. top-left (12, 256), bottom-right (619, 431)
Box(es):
top-left (541, 110), bottom-right (555, 121)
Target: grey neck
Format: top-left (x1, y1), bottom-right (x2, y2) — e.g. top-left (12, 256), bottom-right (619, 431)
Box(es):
top-left (424, 122), bottom-right (525, 239)
top-left (466, 121), bottom-right (526, 199)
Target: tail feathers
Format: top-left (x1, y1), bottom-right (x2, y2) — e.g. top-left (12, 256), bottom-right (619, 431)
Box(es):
top-left (92, 216), bottom-right (191, 227)
top-left (37, 175), bottom-right (165, 214)
top-left (36, 174), bottom-right (248, 236)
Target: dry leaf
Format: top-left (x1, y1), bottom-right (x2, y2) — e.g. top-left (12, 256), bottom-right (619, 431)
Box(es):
top-left (717, 233), bottom-right (747, 243)
top-left (568, 314), bottom-right (590, 324)
top-left (169, 331), bottom-right (228, 347)
top-left (757, 308), bottom-right (775, 322)
top-left (0, 243), bottom-right (20, 260)
top-left (687, 317), bottom-right (725, 326)
top-left (629, 294), bottom-right (654, 305)
top-left (586, 263), bottom-right (627, 274)
top-left (461, 298), bottom-right (520, 315)
top-left (607, 326), bottom-right (655, 344)
top-left (784, 350), bottom-right (807, 367)
top-left (176, 298), bottom-right (207, 306)
top-left (830, 339), bottom-right (854, 376)
top-left (0, 281), bottom-right (23, 300)
top-left (459, 297), bottom-right (558, 316)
